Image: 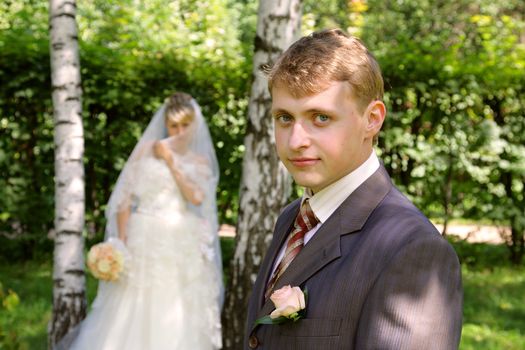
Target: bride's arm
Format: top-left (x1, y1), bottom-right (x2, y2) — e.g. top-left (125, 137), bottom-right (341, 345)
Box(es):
top-left (116, 199), bottom-right (131, 243)
top-left (154, 141), bottom-right (205, 206)
top-left (168, 163), bottom-right (205, 206)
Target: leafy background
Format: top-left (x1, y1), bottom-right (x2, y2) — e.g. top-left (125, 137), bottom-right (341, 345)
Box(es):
top-left (0, 0), bottom-right (524, 348)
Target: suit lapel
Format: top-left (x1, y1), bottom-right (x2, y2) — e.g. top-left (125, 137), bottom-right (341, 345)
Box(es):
top-left (251, 200), bottom-right (301, 311)
top-left (254, 166), bottom-right (393, 321)
top-left (256, 216), bottom-right (342, 320)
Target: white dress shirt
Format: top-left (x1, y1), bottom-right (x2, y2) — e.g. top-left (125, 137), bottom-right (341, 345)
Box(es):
top-left (271, 151), bottom-right (380, 275)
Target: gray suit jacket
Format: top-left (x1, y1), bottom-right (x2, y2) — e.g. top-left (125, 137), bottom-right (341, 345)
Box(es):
top-left (245, 166), bottom-right (463, 349)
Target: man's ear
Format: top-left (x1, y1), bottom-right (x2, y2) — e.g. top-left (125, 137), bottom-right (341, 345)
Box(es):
top-left (364, 100), bottom-right (386, 138)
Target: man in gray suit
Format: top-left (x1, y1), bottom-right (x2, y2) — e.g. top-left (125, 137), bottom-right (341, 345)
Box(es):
top-left (245, 29), bottom-right (463, 349)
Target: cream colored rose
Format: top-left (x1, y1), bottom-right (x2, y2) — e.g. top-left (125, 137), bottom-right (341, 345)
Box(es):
top-left (87, 246), bottom-right (99, 265)
top-left (269, 285), bottom-right (305, 319)
top-left (97, 259), bottom-right (111, 273)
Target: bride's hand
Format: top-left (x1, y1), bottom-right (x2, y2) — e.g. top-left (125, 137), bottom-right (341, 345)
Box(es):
top-left (166, 129), bottom-right (192, 154)
top-left (153, 140), bottom-right (172, 163)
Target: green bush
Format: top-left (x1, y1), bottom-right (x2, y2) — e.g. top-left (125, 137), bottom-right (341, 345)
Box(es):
top-left (448, 236), bottom-right (514, 269)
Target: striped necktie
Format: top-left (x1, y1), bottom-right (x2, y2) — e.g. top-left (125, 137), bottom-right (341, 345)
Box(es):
top-left (265, 199), bottom-right (319, 299)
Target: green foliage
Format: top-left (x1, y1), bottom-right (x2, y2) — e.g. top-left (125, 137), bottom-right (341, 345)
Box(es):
top-left (0, 1), bottom-right (55, 260)
top-left (1, 287), bottom-right (20, 312)
top-left (450, 236), bottom-right (513, 269)
top-left (0, 0), bottom-right (257, 260)
top-left (281, 1), bottom-right (525, 264)
top-left (1, 0), bottom-right (524, 264)
top-left (303, 0), bottom-right (351, 32)
top-left (76, 0), bottom-right (254, 230)
top-left (362, 0), bottom-right (525, 263)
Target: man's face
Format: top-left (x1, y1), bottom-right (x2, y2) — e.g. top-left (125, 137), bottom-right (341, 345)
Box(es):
top-left (272, 81), bottom-right (379, 193)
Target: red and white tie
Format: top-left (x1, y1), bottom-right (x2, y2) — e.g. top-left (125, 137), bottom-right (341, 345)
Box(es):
top-left (265, 199), bottom-right (319, 299)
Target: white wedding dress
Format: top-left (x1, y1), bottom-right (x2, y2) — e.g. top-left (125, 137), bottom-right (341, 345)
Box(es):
top-left (70, 157), bottom-right (222, 350)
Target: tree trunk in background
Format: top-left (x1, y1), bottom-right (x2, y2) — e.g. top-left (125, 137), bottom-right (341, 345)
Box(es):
top-left (222, 1), bottom-right (301, 349)
top-left (48, 0), bottom-right (86, 347)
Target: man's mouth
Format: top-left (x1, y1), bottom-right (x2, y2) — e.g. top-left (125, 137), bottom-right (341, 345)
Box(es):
top-left (289, 157), bottom-right (319, 167)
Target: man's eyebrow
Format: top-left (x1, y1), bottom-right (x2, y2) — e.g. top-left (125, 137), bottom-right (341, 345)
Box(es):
top-left (304, 107), bottom-right (336, 115)
top-left (271, 107), bottom-right (337, 116)
top-left (271, 108), bottom-right (290, 115)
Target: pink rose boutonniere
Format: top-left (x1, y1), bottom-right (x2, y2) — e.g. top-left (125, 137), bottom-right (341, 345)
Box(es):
top-left (254, 285), bottom-right (308, 326)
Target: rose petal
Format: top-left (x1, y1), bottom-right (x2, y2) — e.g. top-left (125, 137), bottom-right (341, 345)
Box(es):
top-left (270, 285), bottom-right (294, 308)
top-left (271, 305), bottom-right (298, 319)
top-left (97, 260), bottom-right (110, 273)
top-left (292, 286), bottom-right (305, 309)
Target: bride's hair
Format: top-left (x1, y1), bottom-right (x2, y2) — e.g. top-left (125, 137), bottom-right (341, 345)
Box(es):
top-left (165, 92), bottom-right (195, 124)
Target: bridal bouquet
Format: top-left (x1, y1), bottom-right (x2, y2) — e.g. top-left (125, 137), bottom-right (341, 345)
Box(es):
top-left (87, 238), bottom-right (128, 281)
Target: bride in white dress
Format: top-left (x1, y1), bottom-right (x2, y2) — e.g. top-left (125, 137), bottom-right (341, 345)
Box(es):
top-left (68, 93), bottom-right (223, 350)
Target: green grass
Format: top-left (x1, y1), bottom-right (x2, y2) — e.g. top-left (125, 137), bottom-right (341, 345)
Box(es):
top-left (0, 260), bottom-right (52, 350)
top-left (461, 267), bottom-right (525, 349)
top-left (451, 237), bottom-right (525, 350)
top-left (0, 259), bottom-right (104, 349)
top-left (1, 238), bottom-right (524, 349)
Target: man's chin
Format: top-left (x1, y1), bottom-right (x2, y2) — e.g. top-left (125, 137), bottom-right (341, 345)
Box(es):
top-left (292, 176), bottom-right (323, 192)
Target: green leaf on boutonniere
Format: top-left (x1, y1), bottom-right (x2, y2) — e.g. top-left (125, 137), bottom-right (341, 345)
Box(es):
top-left (253, 315), bottom-right (289, 326)
top-left (303, 287), bottom-right (308, 307)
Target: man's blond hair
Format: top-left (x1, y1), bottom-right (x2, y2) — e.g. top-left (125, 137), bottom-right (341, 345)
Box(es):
top-left (267, 29), bottom-right (384, 113)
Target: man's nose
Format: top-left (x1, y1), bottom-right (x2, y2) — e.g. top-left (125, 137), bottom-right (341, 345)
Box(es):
top-left (289, 122), bottom-right (310, 150)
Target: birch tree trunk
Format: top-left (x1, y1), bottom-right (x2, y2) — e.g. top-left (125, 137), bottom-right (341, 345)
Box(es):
top-left (222, 1), bottom-right (301, 348)
top-left (48, 0), bottom-right (86, 347)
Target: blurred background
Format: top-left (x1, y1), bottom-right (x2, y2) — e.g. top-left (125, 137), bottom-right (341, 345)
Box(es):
top-left (0, 0), bottom-right (524, 349)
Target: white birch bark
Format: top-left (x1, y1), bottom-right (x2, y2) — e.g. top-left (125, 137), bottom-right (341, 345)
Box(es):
top-left (48, 0), bottom-right (86, 348)
top-left (222, 1), bottom-right (302, 348)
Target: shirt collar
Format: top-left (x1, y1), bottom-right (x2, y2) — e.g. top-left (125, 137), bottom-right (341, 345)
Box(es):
top-left (303, 150), bottom-right (380, 223)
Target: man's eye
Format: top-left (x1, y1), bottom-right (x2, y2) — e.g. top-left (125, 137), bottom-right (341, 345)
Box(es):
top-left (315, 114), bottom-right (329, 123)
top-left (276, 114), bottom-right (293, 123)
